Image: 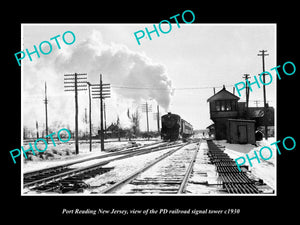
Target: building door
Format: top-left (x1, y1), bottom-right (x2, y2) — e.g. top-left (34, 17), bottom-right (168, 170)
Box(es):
top-left (238, 125), bottom-right (247, 144)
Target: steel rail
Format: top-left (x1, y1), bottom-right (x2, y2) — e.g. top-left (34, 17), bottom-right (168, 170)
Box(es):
top-left (23, 141), bottom-right (167, 179)
top-left (177, 141), bottom-right (201, 194)
top-left (101, 143), bottom-right (190, 194)
top-left (24, 142), bottom-right (185, 190)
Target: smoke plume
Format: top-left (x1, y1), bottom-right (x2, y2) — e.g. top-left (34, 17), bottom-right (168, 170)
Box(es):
top-left (23, 30), bottom-right (173, 131)
top-left (53, 30), bottom-right (173, 109)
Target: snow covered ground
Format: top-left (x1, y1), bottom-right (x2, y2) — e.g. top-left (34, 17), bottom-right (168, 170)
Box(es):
top-left (186, 142), bottom-right (222, 194)
top-left (22, 139), bottom-right (160, 174)
top-left (22, 138), bottom-right (276, 195)
top-left (113, 143), bottom-right (199, 194)
top-left (214, 138), bottom-right (276, 191)
top-left (80, 146), bottom-right (184, 194)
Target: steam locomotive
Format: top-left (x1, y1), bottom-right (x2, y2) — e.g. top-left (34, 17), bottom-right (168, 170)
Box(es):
top-left (161, 112), bottom-right (193, 141)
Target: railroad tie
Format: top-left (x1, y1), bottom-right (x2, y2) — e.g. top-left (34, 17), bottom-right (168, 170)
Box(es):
top-left (207, 140), bottom-right (259, 194)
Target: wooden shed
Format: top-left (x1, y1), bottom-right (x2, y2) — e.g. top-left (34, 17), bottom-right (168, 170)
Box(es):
top-left (227, 119), bottom-right (256, 144)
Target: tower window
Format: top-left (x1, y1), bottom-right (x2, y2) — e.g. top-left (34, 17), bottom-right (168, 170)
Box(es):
top-left (214, 100), bottom-right (236, 111)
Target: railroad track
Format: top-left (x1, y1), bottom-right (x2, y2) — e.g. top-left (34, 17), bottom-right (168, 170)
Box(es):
top-left (23, 141), bottom-right (185, 193)
top-left (206, 140), bottom-right (260, 194)
top-left (24, 141), bottom-right (164, 180)
top-left (101, 141), bottom-right (200, 194)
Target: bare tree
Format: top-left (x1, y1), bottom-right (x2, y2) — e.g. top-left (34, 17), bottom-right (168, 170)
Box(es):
top-left (127, 108), bottom-right (140, 138)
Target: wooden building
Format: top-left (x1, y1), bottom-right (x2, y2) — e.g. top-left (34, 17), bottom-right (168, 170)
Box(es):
top-left (227, 119), bottom-right (256, 144)
top-left (207, 85), bottom-right (274, 143)
top-left (207, 86), bottom-right (240, 140)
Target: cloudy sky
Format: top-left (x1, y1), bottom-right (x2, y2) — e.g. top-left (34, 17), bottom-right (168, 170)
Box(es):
top-left (22, 23), bottom-right (276, 133)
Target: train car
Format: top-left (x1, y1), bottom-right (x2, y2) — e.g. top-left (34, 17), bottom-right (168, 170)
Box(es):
top-left (161, 112), bottom-right (193, 141)
top-left (181, 119), bottom-right (193, 139)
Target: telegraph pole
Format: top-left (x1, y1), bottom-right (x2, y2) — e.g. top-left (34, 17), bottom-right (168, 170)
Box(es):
top-left (100, 74), bottom-right (104, 150)
top-left (91, 74), bottom-right (110, 151)
top-left (117, 116), bottom-right (121, 141)
top-left (43, 82), bottom-right (49, 143)
top-left (243, 74), bottom-right (251, 110)
top-left (87, 82), bottom-right (92, 152)
top-left (64, 72), bottom-right (87, 154)
top-left (84, 108), bottom-right (87, 124)
top-left (157, 105), bottom-right (160, 134)
top-left (142, 102), bottom-right (152, 140)
top-left (36, 121), bottom-right (39, 139)
top-left (146, 102), bottom-right (149, 139)
top-left (258, 50), bottom-right (269, 140)
top-left (104, 99), bottom-right (107, 138)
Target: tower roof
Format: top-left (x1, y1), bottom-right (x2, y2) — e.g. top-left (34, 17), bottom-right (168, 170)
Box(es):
top-left (207, 86), bottom-right (240, 102)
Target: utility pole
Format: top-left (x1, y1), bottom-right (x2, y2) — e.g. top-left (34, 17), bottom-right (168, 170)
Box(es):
top-left (91, 74), bottom-right (110, 151)
top-left (145, 102), bottom-right (149, 140)
top-left (242, 74), bottom-right (251, 110)
top-left (117, 116), bottom-right (121, 141)
top-left (152, 105), bottom-right (160, 135)
top-left (64, 72), bottom-right (87, 154)
top-left (254, 100), bottom-right (259, 107)
top-left (36, 121), bottom-right (39, 139)
top-left (44, 82), bottom-right (49, 143)
top-left (84, 107), bottom-right (88, 140)
top-left (157, 105), bottom-right (160, 134)
top-left (142, 102), bottom-right (152, 140)
top-left (87, 82), bottom-right (92, 152)
top-left (104, 99), bottom-right (107, 138)
top-left (100, 74), bottom-right (104, 150)
top-left (258, 50), bottom-right (269, 140)
top-left (84, 108), bottom-right (87, 124)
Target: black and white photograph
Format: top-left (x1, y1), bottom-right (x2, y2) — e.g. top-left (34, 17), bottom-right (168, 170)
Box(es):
top-left (21, 23), bottom-right (276, 196)
top-left (3, 5), bottom-right (298, 220)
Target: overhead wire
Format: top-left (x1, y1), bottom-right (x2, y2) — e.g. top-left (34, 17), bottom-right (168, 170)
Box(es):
top-left (110, 84), bottom-right (235, 91)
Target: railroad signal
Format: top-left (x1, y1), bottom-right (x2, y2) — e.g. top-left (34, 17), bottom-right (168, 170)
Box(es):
top-left (64, 72), bottom-right (87, 154)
